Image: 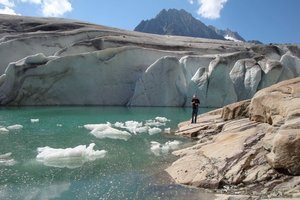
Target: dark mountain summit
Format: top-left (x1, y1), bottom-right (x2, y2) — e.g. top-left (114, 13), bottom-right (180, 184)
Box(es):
top-left (134, 9), bottom-right (224, 40)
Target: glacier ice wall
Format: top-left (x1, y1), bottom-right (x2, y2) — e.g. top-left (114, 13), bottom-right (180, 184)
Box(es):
top-left (0, 15), bottom-right (300, 107)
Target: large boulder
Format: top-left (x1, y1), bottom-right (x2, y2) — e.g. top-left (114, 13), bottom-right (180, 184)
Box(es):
top-left (249, 77), bottom-right (300, 175)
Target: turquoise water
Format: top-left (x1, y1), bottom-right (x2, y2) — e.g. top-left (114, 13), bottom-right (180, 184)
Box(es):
top-left (0, 107), bottom-right (214, 200)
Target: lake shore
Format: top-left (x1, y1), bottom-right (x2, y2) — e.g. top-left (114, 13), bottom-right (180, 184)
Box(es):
top-left (167, 77), bottom-right (300, 199)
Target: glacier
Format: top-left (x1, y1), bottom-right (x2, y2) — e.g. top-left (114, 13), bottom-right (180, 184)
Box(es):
top-left (0, 15), bottom-right (299, 107)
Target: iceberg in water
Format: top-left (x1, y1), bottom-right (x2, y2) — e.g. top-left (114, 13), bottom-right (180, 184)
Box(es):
top-left (114, 121), bottom-right (148, 134)
top-left (0, 127), bottom-right (9, 134)
top-left (0, 152), bottom-right (17, 166)
top-left (150, 140), bottom-right (182, 156)
top-left (0, 124), bottom-right (23, 133)
top-left (164, 128), bottom-right (171, 133)
top-left (145, 116), bottom-right (170, 127)
top-left (31, 119), bottom-right (39, 123)
top-left (145, 119), bottom-right (166, 127)
top-left (84, 123), bottom-right (131, 141)
top-left (155, 117), bottom-right (170, 123)
top-left (36, 143), bottom-right (107, 169)
top-left (7, 124), bottom-right (23, 130)
top-left (148, 127), bottom-right (162, 135)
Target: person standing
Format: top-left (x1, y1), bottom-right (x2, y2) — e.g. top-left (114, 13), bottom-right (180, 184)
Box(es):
top-left (191, 95), bottom-right (200, 123)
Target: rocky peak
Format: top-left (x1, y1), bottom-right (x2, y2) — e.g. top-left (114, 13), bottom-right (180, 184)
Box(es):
top-left (134, 9), bottom-right (224, 40)
top-left (209, 25), bottom-right (245, 42)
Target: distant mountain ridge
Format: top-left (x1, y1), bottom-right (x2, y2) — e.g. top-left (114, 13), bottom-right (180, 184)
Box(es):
top-left (208, 25), bottom-right (245, 42)
top-left (134, 9), bottom-right (247, 42)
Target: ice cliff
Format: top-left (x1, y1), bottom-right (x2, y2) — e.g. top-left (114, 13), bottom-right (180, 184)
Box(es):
top-left (0, 14), bottom-right (299, 107)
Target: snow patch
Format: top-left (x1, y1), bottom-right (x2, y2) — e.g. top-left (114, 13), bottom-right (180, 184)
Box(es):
top-left (224, 35), bottom-right (243, 43)
top-left (36, 143), bottom-right (107, 169)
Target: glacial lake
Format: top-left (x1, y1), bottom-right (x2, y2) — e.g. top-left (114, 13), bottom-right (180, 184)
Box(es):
top-left (0, 106), bottom-right (215, 200)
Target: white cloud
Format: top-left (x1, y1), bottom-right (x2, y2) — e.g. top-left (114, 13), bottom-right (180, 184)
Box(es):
top-left (197, 0), bottom-right (228, 19)
top-left (0, 0), bottom-right (14, 7)
top-left (0, 0), bottom-right (19, 15)
top-left (41, 0), bottom-right (72, 17)
top-left (20, 0), bottom-right (72, 17)
top-left (188, 0), bottom-right (194, 5)
top-left (0, 6), bottom-right (18, 14)
top-left (20, 0), bottom-right (42, 4)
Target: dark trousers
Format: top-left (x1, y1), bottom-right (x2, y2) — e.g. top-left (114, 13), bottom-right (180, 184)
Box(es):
top-left (192, 108), bottom-right (198, 123)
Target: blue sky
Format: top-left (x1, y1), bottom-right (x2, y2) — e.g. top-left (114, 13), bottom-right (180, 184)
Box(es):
top-left (0, 0), bottom-right (299, 44)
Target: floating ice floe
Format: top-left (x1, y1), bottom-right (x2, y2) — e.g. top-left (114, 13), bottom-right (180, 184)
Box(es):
top-left (164, 128), bottom-right (171, 133)
top-left (145, 119), bottom-right (166, 127)
top-left (0, 152), bottom-right (17, 166)
top-left (31, 119), bottom-right (39, 123)
top-left (36, 143), bottom-right (107, 169)
top-left (84, 123), bottom-right (131, 141)
top-left (0, 127), bottom-right (9, 134)
top-left (114, 121), bottom-right (148, 134)
top-left (155, 117), bottom-right (170, 123)
top-left (7, 124), bottom-right (23, 130)
top-left (150, 140), bottom-right (182, 156)
top-left (148, 127), bottom-right (162, 135)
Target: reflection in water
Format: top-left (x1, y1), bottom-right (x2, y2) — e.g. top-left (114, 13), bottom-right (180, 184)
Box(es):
top-left (137, 172), bottom-right (215, 200)
top-left (0, 183), bottom-right (70, 200)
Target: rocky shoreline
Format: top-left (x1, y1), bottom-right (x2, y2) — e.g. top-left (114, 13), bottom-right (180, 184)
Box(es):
top-left (167, 77), bottom-right (300, 199)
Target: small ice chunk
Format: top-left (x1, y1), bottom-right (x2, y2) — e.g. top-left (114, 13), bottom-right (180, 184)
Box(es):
top-left (36, 143), bottom-right (107, 169)
top-left (165, 140), bottom-right (182, 150)
top-left (155, 117), bottom-right (170, 123)
top-left (148, 127), bottom-right (162, 135)
top-left (85, 123), bottom-right (131, 141)
top-left (164, 128), bottom-right (171, 133)
top-left (145, 120), bottom-right (165, 127)
top-left (114, 121), bottom-right (147, 134)
top-left (31, 119), bottom-right (39, 123)
top-left (114, 122), bottom-right (125, 128)
top-left (124, 121), bottom-right (143, 134)
top-left (0, 127), bottom-right (9, 133)
top-left (150, 140), bottom-right (182, 156)
top-left (0, 152), bottom-right (17, 166)
top-left (84, 124), bottom-right (106, 131)
top-left (7, 124), bottom-right (23, 130)
top-left (135, 126), bottom-right (149, 134)
top-left (150, 141), bottom-right (161, 156)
